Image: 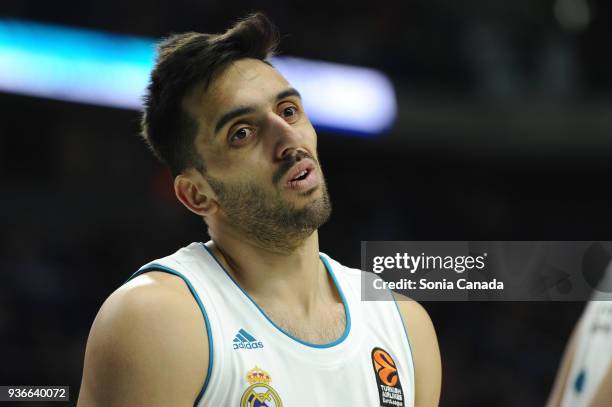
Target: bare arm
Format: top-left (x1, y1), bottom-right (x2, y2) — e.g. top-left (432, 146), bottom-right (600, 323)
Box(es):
top-left (394, 293), bottom-right (442, 407)
top-left (77, 272), bottom-right (208, 407)
top-left (588, 363), bottom-right (612, 407)
top-left (546, 324), bottom-right (578, 407)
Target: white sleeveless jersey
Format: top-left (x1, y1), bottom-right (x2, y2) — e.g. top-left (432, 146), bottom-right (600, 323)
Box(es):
top-left (561, 262), bottom-right (612, 407)
top-left (128, 242), bottom-right (415, 407)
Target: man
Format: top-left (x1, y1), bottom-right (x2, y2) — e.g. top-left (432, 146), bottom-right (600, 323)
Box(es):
top-left (78, 13), bottom-right (441, 406)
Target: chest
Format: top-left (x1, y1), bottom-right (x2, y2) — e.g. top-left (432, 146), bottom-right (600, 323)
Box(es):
top-left (262, 303), bottom-right (347, 344)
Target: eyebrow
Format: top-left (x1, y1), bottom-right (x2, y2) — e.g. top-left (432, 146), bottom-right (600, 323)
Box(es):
top-left (213, 87), bottom-right (302, 136)
top-left (276, 87), bottom-right (301, 101)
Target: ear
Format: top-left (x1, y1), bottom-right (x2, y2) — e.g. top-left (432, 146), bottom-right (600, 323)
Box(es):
top-left (174, 172), bottom-right (218, 217)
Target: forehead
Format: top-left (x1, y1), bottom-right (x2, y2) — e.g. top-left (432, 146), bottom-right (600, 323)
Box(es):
top-left (185, 58), bottom-right (291, 135)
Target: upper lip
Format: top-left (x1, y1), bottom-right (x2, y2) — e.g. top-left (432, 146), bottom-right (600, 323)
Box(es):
top-left (284, 159), bottom-right (316, 185)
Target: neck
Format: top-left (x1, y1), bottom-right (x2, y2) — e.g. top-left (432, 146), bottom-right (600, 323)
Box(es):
top-left (207, 227), bottom-right (339, 316)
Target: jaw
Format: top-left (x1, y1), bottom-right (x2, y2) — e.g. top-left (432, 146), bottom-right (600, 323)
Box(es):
top-left (280, 183), bottom-right (325, 208)
top-left (205, 167), bottom-right (331, 253)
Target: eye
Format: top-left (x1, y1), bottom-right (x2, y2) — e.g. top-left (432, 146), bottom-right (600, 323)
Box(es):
top-left (279, 104), bottom-right (299, 123)
top-left (229, 127), bottom-right (255, 146)
top-left (282, 106), bottom-right (297, 117)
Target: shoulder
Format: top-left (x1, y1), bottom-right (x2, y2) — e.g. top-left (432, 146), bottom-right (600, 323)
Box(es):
top-left (319, 253), bottom-right (364, 281)
top-left (393, 292), bottom-right (441, 407)
top-left (392, 293), bottom-right (434, 333)
top-left (94, 272), bottom-right (207, 341)
top-left (78, 272), bottom-right (208, 406)
top-left (392, 293), bottom-right (438, 359)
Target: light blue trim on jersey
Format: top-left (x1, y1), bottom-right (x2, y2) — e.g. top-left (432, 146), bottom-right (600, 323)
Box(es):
top-left (390, 289), bottom-right (416, 394)
top-left (200, 243), bottom-right (352, 349)
top-left (127, 264), bottom-right (213, 406)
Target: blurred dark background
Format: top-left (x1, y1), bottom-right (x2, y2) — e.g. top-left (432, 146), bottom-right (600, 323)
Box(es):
top-left (1, 0), bottom-right (611, 406)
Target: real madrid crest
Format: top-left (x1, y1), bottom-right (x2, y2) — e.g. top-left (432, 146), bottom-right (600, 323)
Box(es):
top-left (240, 366), bottom-right (283, 407)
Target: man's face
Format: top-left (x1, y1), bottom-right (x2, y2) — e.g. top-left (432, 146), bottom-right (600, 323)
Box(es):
top-left (185, 58), bottom-right (331, 251)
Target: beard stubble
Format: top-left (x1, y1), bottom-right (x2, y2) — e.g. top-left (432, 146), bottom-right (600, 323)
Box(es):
top-left (205, 152), bottom-right (332, 253)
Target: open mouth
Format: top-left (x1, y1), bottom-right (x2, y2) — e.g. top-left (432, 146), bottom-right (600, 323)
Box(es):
top-left (291, 169), bottom-right (310, 181)
top-left (284, 160), bottom-right (319, 191)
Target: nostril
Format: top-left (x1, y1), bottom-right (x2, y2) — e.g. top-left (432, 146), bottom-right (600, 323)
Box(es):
top-left (280, 148), bottom-right (294, 160)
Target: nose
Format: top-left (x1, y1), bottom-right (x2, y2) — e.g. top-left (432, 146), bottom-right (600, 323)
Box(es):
top-left (265, 112), bottom-right (303, 161)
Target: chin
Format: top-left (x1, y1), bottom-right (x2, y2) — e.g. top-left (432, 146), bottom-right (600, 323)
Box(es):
top-left (297, 186), bottom-right (321, 198)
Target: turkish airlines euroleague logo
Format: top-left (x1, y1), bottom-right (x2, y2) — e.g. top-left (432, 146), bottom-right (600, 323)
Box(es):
top-left (373, 348), bottom-right (399, 386)
top-left (371, 348), bottom-right (405, 407)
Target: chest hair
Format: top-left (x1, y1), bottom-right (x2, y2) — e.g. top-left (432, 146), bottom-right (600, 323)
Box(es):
top-left (264, 303), bottom-right (347, 344)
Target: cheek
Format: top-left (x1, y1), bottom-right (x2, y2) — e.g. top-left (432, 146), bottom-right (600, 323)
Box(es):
top-left (202, 139), bottom-right (255, 171)
top-left (302, 122), bottom-right (318, 151)
top-left (210, 154), bottom-right (275, 186)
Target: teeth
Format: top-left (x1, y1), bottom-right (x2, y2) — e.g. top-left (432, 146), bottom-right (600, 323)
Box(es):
top-left (293, 170), bottom-right (307, 181)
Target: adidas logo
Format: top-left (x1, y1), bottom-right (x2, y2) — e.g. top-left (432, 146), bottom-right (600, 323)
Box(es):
top-left (233, 328), bottom-right (264, 350)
